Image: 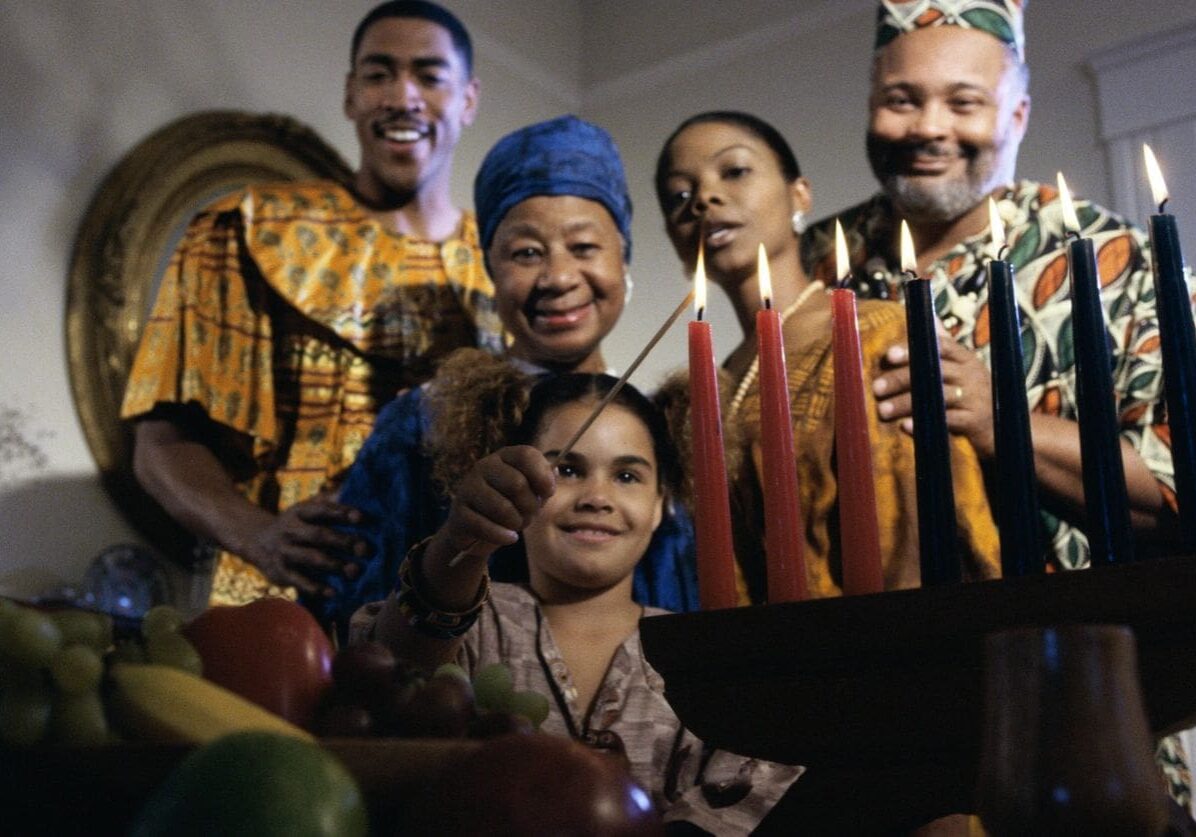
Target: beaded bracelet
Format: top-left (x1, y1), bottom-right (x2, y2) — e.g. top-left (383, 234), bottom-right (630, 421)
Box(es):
top-left (395, 537), bottom-right (489, 640)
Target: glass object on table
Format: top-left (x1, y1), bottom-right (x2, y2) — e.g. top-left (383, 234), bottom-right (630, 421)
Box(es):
top-left (977, 624), bottom-right (1168, 836)
top-left (81, 543), bottom-right (173, 618)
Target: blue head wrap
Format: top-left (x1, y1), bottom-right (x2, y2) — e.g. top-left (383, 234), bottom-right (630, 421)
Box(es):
top-left (474, 115), bottom-right (632, 261)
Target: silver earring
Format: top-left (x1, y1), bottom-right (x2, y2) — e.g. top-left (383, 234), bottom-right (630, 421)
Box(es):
top-left (623, 272), bottom-right (634, 303)
top-left (792, 210), bottom-right (807, 235)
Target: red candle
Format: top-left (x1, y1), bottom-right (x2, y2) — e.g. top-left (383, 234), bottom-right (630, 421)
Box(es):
top-left (688, 247), bottom-right (738, 610)
top-left (755, 245), bottom-right (808, 603)
top-left (830, 222), bottom-right (884, 595)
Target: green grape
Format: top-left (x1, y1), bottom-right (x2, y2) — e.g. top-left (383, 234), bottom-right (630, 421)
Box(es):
top-left (140, 604), bottom-right (185, 639)
top-left (49, 645), bottom-right (103, 695)
top-left (507, 689), bottom-right (550, 729)
top-left (433, 662), bottom-right (471, 686)
top-left (52, 610), bottom-right (113, 651)
top-left (146, 631), bottom-right (203, 676)
top-left (50, 690), bottom-right (109, 746)
top-left (472, 663), bottom-right (515, 712)
top-left (0, 607), bottom-right (63, 668)
top-left (0, 683), bottom-right (53, 746)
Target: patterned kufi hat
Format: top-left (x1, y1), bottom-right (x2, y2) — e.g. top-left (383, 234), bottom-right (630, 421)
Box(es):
top-left (875, 0), bottom-right (1025, 60)
top-left (474, 115), bottom-right (633, 260)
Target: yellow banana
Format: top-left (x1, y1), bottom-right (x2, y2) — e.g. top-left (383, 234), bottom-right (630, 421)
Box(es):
top-left (108, 663), bottom-right (314, 745)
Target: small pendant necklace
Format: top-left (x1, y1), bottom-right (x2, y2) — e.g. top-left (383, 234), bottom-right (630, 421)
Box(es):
top-left (728, 279), bottom-right (826, 418)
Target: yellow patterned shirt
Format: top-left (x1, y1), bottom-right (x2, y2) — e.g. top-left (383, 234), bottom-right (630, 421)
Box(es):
top-left (121, 180), bottom-right (501, 604)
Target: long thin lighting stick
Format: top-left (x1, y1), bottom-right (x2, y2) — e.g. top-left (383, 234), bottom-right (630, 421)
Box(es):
top-left (448, 288), bottom-right (696, 567)
top-left (553, 289), bottom-right (695, 462)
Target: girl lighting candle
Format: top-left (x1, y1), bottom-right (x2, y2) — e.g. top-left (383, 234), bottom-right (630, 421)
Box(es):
top-left (754, 244), bottom-right (809, 602)
top-left (830, 221), bottom-right (884, 595)
top-left (1143, 146), bottom-right (1196, 551)
top-left (901, 221), bottom-right (961, 585)
top-left (986, 198), bottom-right (1044, 575)
top-left (1057, 173), bottom-right (1135, 565)
top-left (688, 246), bottom-right (739, 609)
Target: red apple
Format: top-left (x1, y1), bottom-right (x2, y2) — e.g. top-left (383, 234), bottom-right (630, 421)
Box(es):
top-left (414, 733), bottom-right (663, 835)
top-left (182, 598), bottom-right (333, 730)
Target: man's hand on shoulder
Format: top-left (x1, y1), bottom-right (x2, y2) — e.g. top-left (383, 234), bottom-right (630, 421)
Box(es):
top-left (242, 495), bottom-right (368, 597)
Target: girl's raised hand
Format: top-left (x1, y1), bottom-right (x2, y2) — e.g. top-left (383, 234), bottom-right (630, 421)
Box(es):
top-left (442, 445), bottom-right (557, 557)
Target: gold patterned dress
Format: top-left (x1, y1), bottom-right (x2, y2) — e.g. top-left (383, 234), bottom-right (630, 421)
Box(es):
top-left (121, 180), bottom-right (501, 605)
top-left (729, 298), bottom-right (1002, 604)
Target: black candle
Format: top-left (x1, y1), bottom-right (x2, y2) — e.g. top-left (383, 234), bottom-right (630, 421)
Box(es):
top-left (1144, 146), bottom-right (1196, 552)
top-left (901, 222), bottom-right (960, 585)
top-left (986, 199), bottom-right (1044, 575)
top-left (1058, 173), bottom-right (1135, 565)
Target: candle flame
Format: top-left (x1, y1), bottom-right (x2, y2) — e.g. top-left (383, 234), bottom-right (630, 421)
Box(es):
top-left (988, 197), bottom-right (1005, 253)
top-left (899, 220), bottom-right (918, 274)
top-left (757, 243), bottom-right (773, 308)
top-left (1144, 144), bottom-right (1169, 207)
top-left (834, 219), bottom-right (850, 283)
top-left (1057, 172), bottom-right (1080, 233)
top-left (694, 242), bottom-right (707, 317)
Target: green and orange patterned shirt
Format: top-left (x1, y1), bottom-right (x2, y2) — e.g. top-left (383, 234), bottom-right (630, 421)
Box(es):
top-left (802, 180), bottom-right (1184, 572)
top-left (121, 180), bottom-right (502, 605)
top-left (804, 181), bottom-right (1194, 806)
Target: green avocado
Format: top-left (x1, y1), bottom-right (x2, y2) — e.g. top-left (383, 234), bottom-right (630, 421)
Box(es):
top-left (131, 731), bottom-right (369, 837)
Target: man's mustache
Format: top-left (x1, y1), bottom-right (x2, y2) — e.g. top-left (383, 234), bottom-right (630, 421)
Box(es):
top-left (869, 135), bottom-right (978, 166)
top-left (904, 141), bottom-right (965, 160)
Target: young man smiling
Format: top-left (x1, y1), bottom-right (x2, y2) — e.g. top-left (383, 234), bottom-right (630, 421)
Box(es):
top-left (122, 1), bottom-right (500, 607)
top-left (344, 2), bottom-right (479, 239)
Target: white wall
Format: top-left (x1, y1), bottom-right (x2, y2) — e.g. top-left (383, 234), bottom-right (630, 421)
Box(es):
top-left (3, 0), bottom-right (1195, 595)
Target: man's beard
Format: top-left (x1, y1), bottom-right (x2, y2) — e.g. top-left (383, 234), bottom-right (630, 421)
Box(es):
top-left (867, 133), bottom-right (999, 224)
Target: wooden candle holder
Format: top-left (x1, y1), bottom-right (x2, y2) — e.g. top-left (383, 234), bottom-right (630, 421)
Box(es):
top-left (640, 555), bottom-right (1196, 832)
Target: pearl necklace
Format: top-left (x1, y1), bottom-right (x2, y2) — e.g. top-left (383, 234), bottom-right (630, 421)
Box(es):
top-left (728, 279), bottom-right (826, 418)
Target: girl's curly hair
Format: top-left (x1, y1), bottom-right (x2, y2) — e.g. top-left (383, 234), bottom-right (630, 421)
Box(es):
top-left (423, 350), bottom-right (535, 494)
top-left (422, 349), bottom-right (692, 503)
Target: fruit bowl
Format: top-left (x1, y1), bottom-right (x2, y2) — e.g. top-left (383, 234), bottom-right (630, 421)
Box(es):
top-left (1, 737), bottom-right (481, 835)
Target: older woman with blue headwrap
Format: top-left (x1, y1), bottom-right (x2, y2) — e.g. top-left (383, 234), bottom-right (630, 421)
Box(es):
top-left (320, 116), bottom-right (697, 633)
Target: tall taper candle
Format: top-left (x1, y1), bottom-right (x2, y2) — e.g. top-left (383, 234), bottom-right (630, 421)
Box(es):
top-left (754, 245), bottom-right (808, 602)
top-left (1057, 173), bottom-right (1135, 565)
top-left (831, 221), bottom-right (884, 594)
top-left (901, 222), bottom-right (961, 584)
top-left (1144, 146), bottom-right (1196, 552)
top-left (688, 247), bottom-right (739, 609)
top-left (986, 199), bottom-right (1044, 575)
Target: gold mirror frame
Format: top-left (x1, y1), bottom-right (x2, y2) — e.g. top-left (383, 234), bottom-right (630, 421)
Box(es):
top-left (66, 110), bottom-right (353, 554)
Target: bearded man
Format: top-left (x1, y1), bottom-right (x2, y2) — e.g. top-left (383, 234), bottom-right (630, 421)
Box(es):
top-left (804, 0), bottom-right (1185, 572)
top-left (802, 0), bottom-right (1191, 807)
